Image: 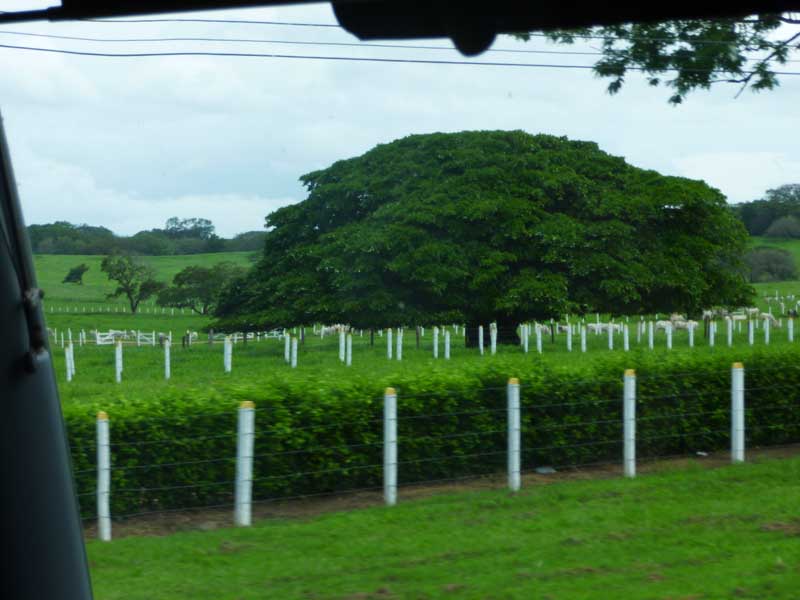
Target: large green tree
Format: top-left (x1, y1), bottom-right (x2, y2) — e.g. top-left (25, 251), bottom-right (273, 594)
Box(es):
top-left (214, 131), bottom-right (752, 342)
top-left (530, 14), bottom-right (800, 104)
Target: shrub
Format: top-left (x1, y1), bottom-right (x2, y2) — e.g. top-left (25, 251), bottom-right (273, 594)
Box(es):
top-left (745, 247), bottom-right (797, 282)
top-left (65, 346), bottom-right (800, 520)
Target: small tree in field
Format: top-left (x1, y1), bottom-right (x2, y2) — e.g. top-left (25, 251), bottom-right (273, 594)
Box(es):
top-left (62, 263), bottom-right (89, 285)
top-left (157, 262), bottom-right (246, 315)
top-left (100, 254), bottom-right (164, 314)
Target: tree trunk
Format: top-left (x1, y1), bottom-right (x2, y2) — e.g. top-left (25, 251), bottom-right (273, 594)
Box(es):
top-left (464, 319), bottom-right (520, 348)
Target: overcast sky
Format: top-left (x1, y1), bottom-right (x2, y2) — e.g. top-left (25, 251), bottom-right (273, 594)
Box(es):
top-left (1, 1), bottom-right (799, 237)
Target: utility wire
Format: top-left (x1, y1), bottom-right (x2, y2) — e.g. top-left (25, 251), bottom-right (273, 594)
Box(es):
top-left (2, 29), bottom-right (797, 63)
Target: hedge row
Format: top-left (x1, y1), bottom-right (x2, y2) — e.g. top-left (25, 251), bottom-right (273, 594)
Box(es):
top-left (64, 346), bottom-right (800, 519)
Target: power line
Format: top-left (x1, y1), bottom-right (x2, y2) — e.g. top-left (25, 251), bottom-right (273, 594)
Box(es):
top-left (1, 29), bottom-right (797, 63)
top-left (1, 42), bottom-right (799, 76)
top-left (81, 16), bottom-right (800, 47)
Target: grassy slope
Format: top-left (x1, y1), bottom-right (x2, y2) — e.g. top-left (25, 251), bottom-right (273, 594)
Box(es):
top-left (34, 252), bottom-right (255, 305)
top-left (87, 456), bottom-right (800, 600)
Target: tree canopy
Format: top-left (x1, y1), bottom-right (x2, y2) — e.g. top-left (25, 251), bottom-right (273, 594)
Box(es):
top-left (213, 130), bottom-right (752, 334)
top-left (157, 262), bottom-right (246, 315)
top-left (736, 184), bottom-right (800, 235)
top-left (100, 254), bottom-right (164, 314)
top-left (530, 14), bottom-right (800, 104)
top-left (62, 263), bottom-right (89, 285)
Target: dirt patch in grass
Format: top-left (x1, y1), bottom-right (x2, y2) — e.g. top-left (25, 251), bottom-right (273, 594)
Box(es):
top-left (84, 443), bottom-right (800, 539)
top-left (760, 520), bottom-right (800, 536)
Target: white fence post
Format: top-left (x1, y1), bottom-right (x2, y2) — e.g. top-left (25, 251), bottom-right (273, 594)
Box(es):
top-left (224, 336), bottom-right (232, 373)
top-left (731, 362), bottom-right (745, 463)
top-left (748, 320), bottom-right (754, 346)
top-left (522, 324), bottom-right (529, 353)
top-left (114, 341), bottom-right (122, 383)
top-left (346, 333), bottom-right (353, 366)
top-left (689, 323), bottom-right (695, 348)
top-left (580, 325), bottom-right (586, 353)
top-left (234, 401), bottom-right (255, 527)
top-left (284, 332), bottom-right (290, 364)
top-left (396, 328), bottom-right (403, 361)
top-left (291, 337), bottom-right (298, 368)
top-left (383, 387), bottom-right (398, 506)
top-left (790, 318), bottom-right (795, 342)
top-left (444, 330), bottom-right (451, 360)
top-left (623, 369), bottom-right (636, 478)
top-left (164, 339), bottom-right (171, 380)
top-left (535, 325), bottom-right (542, 354)
top-left (339, 330), bottom-right (346, 362)
top-left (623, 324), bottom-right (629, 352)
top-left (479, 325), bottom-right (484, 355)
top-left (507, 378), bottom-right (521, 492)
top-left (666, 323), bottom-right (672, 350)
top-left (490, 324), bottom-right (497, 355)
top-left (567, 325), bottom-right (573, 352)
top-left (709, 321), bottom-right (716, 347)
top-left (727, 318), bottom-right (733, 347)
top-left (433, 327), bottom-right (438, 359)
top-left (648, 321), bottom-right (654, 350)
top-left (764, 318), bottom-right (770, 345)
top-left (96, 411), bottom-right (112, 541)
top-left (388, 328), bottom-right (393, 360)
top-left (608, 324), bottom-right (614, 350)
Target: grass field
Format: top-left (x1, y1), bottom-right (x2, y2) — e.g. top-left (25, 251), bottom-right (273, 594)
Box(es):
top-left (86, 454), bottom-right (800, 600)
top-left (34, 252), bottom-right (255, 306)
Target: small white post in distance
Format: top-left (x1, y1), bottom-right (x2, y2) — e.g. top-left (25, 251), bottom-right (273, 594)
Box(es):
top-left (387, 328), bottom-right (393, 360)
top-left (444, 330), bottom-right (450, 359)
top-left (478, 325), bottom-right (484, 355)
top-left (346, 333), bottom-right (352, 366)
top-left (164, 339), bottom-right (171, 380)
top-left (789, 318), bottom-right (795, 342)
top-left (727, 317), bottom-right (733, 347)
top-left (284, 333), bottom-right (291, 364)
top-left (383, 387), bottom-right (398, 506)
top-left (535, 325), bottom-right (542, 354)
top-left (608, 324), bottom-right (614, 351)
top-left (688, 323), bottom-right (694, 348)
top-left (709, 321), bottom-right (716, 347)
top-left (522, 324), bottom-right (529, 353)
top-left (764, 318), bottom-right (770, 345)
top-left (339, 329), bottom-right (346, 362)
top-left (731, 362), bottom-right (745, 463)
top-left (623, 324), bottom-right (629, 352)
top-left (114, 341), bottom-right (122, 383)
top-left (96, 411), bottom-right (112, 541)
top-left (433, 327), bottom-right (439, 359)
top-left (580, 325), bottom-right (586, 353)
top-left (648, 321), bottom-right (654, 350)
top-left (666, 323), bottom-right (672, 350)
top-left (507, 378), bottom-right (521, 492)
top-left (490, 324), bottom-right (497, 355)
top-left (234, 401), bottom-right (256, 527)
top-left (567, 325), bottom-right (572, 352)
top-left (623, 369), bottom-right (636, 478)
top-left (748, 320), bottom-right (754, 346)
top-left (291, 337), bottom-right (298, 368)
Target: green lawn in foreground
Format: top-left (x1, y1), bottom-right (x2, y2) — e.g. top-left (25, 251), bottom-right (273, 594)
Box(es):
top-left (86, 455), bottom-right (800, 600)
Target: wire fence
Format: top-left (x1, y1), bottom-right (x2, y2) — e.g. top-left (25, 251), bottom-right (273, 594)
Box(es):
top-left (68, 362), bottom-right (800, 540)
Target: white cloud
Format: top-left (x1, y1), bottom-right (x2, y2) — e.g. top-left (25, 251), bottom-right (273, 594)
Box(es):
top-left (673, 152), bottom-right (800, 203)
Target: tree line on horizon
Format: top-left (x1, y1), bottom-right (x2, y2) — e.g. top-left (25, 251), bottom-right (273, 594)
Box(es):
top-left (28, 217), bottom-right (266, 256)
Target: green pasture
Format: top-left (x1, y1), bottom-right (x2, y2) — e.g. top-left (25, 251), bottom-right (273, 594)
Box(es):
top-left (34, 252), bottom-right (254, 306)
top-left (86, 455), bottom-right (800, 600)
